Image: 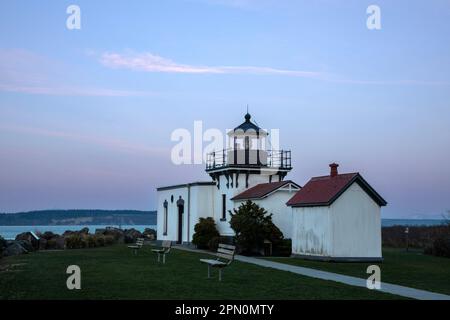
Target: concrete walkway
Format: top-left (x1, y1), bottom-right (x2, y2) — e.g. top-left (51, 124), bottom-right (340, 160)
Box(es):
top-left (174, 245), bottom-right (450, 300)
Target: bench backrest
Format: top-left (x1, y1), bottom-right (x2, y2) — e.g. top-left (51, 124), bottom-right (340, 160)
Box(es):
top-left (162, 240), bottom-right (172, 249)
top-left (216, 243), bottom-right (235, 263)
top-left (136, 238), bottom-right (144, 247)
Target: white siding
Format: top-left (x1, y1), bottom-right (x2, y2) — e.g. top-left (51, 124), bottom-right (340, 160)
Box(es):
top-left (156, 184), bottom-right (215, 243)
top-left (214, 173), bottom-right (276, 236)
top-left (189, 185), bottom-right (215, 241)
top-left (291, 181), bottom-right (382, 259)
top-left (330, 182), bottom-right (382, 258)
top-left (291, 206), bottom-right (332, 256)
top-left (156, 187), bottom-right (188, 242)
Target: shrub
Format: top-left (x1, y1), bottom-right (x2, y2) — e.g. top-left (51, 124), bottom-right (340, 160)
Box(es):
top-left (94, 235), bottom-right (105, 247)
top-left (273, 239), bottom-right (292, 257)
top-left (65, 235), bottom-right (84, 249)
top-left (382, 225), bottom-right (449, 248)
top-left (208, 236), bottom-right (235, 252)
top-left (426, 237), bottom-right (450, 258)
top-left (46, 239), bottom-right (57, 249)
top-left (230, 200), bottom-right (284, 255)
top-left (192, 217), bottom-right (220, 249)
top-left (104, 235), bottom-right (115, 246)
top-left (84, 235), bottom-right (96, 248)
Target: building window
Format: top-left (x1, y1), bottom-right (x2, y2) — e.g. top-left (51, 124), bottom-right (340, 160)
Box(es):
top-left (163, 200), bottom-right (168, 235)
top-left (221, 194), bottom-right (226, 221)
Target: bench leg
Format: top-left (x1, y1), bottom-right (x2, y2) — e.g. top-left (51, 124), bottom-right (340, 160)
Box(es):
top-left (157, 253), bottom-right (160, 262)
top-left (219, 269), bottom-right (222, 281)
top-left (163, 253), bottom-right (166, 264)
top-left (207, 265), bottom-right (211, 279)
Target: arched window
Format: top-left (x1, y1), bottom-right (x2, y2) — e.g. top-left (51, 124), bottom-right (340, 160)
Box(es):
top-left (163, 200), bottom-right (168, 235)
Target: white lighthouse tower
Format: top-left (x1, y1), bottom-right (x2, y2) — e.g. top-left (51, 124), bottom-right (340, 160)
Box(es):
top-left (156, 112), bottom-right (293, 242)
top-left (205, 113), bottom-right (292, 236)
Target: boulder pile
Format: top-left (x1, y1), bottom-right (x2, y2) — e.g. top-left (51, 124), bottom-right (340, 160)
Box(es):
top-left (0, 227), bottom-right (157, 258)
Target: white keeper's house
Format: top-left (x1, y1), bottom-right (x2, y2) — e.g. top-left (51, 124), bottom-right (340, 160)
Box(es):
top-left (156, 113), bottom-right (387, 261)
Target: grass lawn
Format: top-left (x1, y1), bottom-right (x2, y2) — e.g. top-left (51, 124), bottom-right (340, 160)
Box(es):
top-left (0, 245), bottom-right (402, 300)
top-left (266, 248), bottom-right (450, 295)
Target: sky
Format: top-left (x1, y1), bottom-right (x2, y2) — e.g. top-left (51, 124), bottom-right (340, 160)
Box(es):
top-left (0, 0), bottom-right (450, 218)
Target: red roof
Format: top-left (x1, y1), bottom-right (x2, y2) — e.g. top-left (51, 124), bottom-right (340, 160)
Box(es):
top-left (231, 180), bottom-right (300, 201)
top-left (286, 173), bottom-right (387, 207)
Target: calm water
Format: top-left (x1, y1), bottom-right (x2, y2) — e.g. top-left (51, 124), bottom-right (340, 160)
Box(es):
top-left (0, 225), bottom-right (156, 240)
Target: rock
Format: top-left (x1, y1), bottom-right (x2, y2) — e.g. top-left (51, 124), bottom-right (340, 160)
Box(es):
top-left (62, 228), bottom-right (87, 238)
top-left (46, 236), bottom-right (65, 250)
top-left (15, 232), bottom-right (39, 250)
top-left (124, 228), bottom-right (143, 243)
top-left (143, 228), bottom-right (157, 240)
top-left (40, 231), bottom-right (59, 241)
top-left (38, 238), bottom-right (48, 250)
top-left (102, 227), bottom-right (125, 244)
top-left (95, 228), bottom-right (106, 235)
top-left (16, 240), bottom-right (34, 252)
top-left (3, 241), bottom-right (28, 256)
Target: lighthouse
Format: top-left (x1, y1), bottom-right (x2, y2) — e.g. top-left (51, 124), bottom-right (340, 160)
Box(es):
top-left (204, 112), bottom-right (293, 236)
top-left (206, 112), bottom-right (292, 189)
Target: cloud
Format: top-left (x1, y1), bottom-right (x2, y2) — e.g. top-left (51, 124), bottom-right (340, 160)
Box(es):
top-left (99, 52), bottom-right (323, 78)
top-left (0, 49), bottom-right (154, 97)
top-left (99, 51), bottom-right (450, 86)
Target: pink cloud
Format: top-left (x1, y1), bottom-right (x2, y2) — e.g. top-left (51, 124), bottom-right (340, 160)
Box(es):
top-left (100, 51), bottom-right (322, 78)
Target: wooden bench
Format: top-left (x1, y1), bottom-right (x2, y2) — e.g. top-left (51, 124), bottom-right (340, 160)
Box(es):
top-left (200, 243), bottom-right (235, 281)
top-left (151, 240), bottom-right (172, 264)
top-left (127, 238), bottom-right (144, 255)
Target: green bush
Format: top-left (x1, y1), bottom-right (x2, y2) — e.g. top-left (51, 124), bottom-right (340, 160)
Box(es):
top-left (230, 200), bottom-right (284, 255)
top-left (207, 236), bottom-right (234, 252)
top-left (273, 239), bottom-right (292, 257)
top-left (84, 235), bottom-right (96, 248)
top-left (65, 235), bottom-right (84, 249)
top-left (46, 239), bottom-right (57, 249)
top-left (426, 237), bottom-right (450, 258)
top-left (192, 217), bottom-right (220, 249)
top-left (94, 234), bottom-right (105, 247)
top-left (104, 235), bottom-right (115, 246)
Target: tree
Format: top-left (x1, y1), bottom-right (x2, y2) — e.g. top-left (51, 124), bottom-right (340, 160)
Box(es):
top-left (229, 200), bottom-right (284, 255)
top-left (192, 217), bottom-right (220, 249)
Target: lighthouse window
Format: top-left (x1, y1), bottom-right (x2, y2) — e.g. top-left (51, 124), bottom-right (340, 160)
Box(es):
top-left (163, 200), bottom-right (168, 235)
top-left (221, 194), bottom-right (226, 221)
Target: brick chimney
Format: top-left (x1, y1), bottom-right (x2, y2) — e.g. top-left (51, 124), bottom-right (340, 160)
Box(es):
top-left (329, 163), bottom-right (339, 177)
